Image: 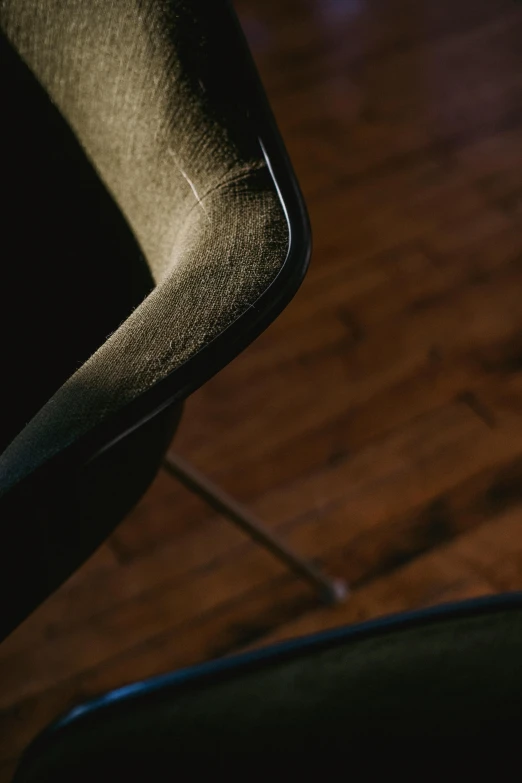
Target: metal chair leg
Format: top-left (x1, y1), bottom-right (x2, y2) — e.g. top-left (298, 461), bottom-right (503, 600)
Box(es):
top-left (163, 452), bottom-right (348, 605)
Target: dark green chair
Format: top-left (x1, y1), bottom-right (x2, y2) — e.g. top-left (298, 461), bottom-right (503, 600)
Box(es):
top-left (0, 0), bottom-right (347, 645)
top-left (13, 594), bottom-right (522, 777)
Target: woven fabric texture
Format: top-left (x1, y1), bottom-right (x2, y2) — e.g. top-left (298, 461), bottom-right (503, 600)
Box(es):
top-left (0, 0), bottom-right (288, 492)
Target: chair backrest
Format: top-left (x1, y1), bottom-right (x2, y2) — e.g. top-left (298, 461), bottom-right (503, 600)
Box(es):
top-left (13, 594), bottom-right (522, 778)
top-left (0, 0), bottom-right (310, 641)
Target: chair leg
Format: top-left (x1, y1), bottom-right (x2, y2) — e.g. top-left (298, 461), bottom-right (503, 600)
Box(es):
top-left (163, 452), bottom-right (348, 605)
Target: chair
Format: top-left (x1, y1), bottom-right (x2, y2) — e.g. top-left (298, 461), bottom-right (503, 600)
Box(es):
top-left (0, 0), bottom-right (345, 645)
top-left (12, 593), bottom-right (522, 777)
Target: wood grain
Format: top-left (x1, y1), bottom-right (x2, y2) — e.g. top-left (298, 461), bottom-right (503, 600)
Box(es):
top-left (3, 0), bottom-right (522, 774)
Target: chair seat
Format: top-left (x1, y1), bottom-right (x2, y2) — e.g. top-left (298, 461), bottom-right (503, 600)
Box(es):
top-left (13, 595), bottom-right (522, 778)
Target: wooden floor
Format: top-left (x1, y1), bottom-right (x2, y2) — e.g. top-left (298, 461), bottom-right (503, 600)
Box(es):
top-left (3, 0), bottom-right (522, 773)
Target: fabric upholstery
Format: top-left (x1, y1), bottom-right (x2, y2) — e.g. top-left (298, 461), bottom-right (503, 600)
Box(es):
top-left (14, 601), bottom-right (522, 778)
top-left (0, 0), bottom-right (288, 493)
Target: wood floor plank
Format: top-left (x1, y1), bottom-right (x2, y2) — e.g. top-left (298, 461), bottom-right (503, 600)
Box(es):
top-left (247, 509), bottom-right (522, 648)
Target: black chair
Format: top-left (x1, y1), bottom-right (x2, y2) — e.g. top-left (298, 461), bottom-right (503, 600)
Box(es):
top-left (12, 593), bottom-right (522, 777)
top-left (0, 0), bottom-right (346, 645)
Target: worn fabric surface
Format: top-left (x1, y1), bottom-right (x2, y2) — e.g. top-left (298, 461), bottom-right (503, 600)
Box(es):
top-left (0, 0), bottom-right (288, 491)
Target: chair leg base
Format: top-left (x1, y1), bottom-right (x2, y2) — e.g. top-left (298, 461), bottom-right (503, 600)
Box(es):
top-left (323, 578), bottom-right (350, 606)
top-left (163, 452), bottom-right (349, 605)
